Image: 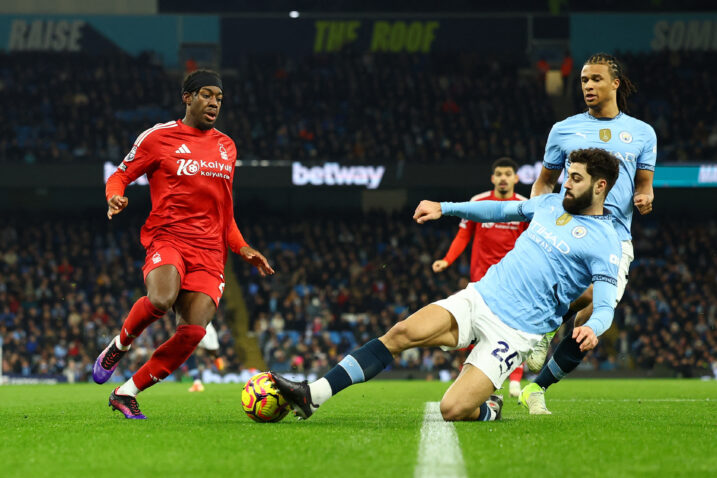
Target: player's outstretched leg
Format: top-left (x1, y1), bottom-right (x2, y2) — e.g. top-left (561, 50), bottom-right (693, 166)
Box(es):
top-left (109, 388), bottom-right (147, 419)
top-left (271, 337), bottom-right (393, 419)
top-left (271, 304), bottom-right (459, 419)
top-left (93, 295), bottom-right (167, 384)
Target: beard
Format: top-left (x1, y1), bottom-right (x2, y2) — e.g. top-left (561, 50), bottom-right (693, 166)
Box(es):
top-left (562, 188), bottom-right (593, 214)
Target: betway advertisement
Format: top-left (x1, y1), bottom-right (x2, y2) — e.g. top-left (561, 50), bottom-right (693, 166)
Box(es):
top-left (99, 160), bottom-right (717, 190)
top-left (571, 13), bottom-right (717, 61)
top-left (292, 162), bottom-right (385, 189)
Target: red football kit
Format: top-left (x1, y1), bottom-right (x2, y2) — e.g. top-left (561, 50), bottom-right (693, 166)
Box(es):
top-left (106, 119), bottom-right (248, 307)
top-left (442, 190), bottom-right (529, 282)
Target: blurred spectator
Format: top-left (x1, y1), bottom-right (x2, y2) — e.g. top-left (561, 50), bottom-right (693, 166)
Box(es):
top-left (561, 50), bottom-right (573, 94)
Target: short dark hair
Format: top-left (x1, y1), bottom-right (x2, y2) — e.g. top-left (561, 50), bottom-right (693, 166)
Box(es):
top-left (568, 148), bottom-right (619, 194)
top-left (491, 157), bottom-right (519, 174)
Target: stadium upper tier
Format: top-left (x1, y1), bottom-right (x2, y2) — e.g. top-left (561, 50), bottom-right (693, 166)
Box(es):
top-left (2, 51), bottom-right (715, 165)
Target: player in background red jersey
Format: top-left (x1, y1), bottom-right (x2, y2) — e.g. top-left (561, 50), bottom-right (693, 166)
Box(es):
top-left (93, 70), bottom-right (274, 419)
top-left (432, 157), bottom-right (529, 397)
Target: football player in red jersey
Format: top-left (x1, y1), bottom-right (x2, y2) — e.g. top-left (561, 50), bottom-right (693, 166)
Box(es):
top-left (432, 157), bottom-right (529, 397)
top-left (93, 69), bottom-right (274, 419)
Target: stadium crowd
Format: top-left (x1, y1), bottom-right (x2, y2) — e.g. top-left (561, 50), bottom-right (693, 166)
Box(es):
top-left (1, 211), bottom-right (715, 382)
top-left (2, 50), bottom-right (716, 164)
top-left (0, 214), bottom-right (238, 383)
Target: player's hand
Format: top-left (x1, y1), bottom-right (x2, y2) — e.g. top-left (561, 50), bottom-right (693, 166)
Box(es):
top-left (239, 246), bottom-right (275, 277)
top-left (413, 200), bottom-right (442, 224)
top-left (107, 195), bottom-right (129, 220)
top-left (572, 326), bottom-right (598, 352)
top-left (432, 260), bottom-right (449, 273)
top-left (633, 193), bottom-right (653, 215)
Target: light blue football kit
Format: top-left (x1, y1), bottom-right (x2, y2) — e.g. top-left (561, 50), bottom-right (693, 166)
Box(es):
top-left (441, 194), bottom-right (621, 337)
top-left (544, 112), bottom-right (657, 241)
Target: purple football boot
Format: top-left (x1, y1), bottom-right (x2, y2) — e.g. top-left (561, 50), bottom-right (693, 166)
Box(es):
top-left (93, 336), bottom-right (129, 384)
top-left (109, 389), bottom-right (146, 419)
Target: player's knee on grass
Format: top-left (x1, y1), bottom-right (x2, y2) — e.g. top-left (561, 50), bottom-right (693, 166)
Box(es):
top-left (439, 398), bottom-right (480, 422)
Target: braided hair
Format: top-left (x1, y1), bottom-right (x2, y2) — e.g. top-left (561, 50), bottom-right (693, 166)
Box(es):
top-left (584, 53), bottom-right (636, 113)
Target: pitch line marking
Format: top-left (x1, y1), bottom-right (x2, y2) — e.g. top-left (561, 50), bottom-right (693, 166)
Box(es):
top-left (549, 398), bottom-right (712, 403)
top-left (414, 402), bottom-right (467, 478)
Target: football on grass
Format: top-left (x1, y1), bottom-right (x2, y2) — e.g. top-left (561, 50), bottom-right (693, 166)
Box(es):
top-left (242, 372), bottom-right (290, 422)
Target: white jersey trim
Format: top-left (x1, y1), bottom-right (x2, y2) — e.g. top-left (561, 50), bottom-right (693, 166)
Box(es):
top-left (133, 121), bottom-right (178, 149)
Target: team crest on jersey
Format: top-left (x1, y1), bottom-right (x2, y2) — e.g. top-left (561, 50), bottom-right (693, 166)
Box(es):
top-left (619, 131), bottom-right (633, 143)
top-left (152, 252), bottom-right (162, 264)
top-left (556, 213), bottom-right (572, 226)
top-left (599, 129), bottom-right (611, 142)
top-left (219, 143), bottom-right (228, 160)
top-left (571, 226), bottom-right (587, 238)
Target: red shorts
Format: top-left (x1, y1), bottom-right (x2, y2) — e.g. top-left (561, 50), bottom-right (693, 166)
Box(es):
top-left (142, 239), bottom-right (226, 308)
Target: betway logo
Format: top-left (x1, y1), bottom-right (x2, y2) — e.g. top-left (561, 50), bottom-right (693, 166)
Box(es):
top-left (292, 162), bottom-right (385, 189)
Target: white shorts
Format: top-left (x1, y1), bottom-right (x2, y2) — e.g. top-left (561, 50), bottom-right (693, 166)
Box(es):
top-left (432, 286), bottom-right (543, 389)
top-left (198, 322), bottom-right (219, 351)
top-left (615, 240), bottom-right (634, 305)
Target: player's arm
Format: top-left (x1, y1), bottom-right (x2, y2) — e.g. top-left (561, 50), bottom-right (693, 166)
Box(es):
top-left (573, 280), bottom-right (617, 352)
top-left (228, 219), bottom-right (275, 276)
top-left (633, 168), bottom-right (655, 215)
top-left (105, 138), bottom-right (158, 219)
top-left (531, 167), bottom-right (562, 198)
top-left (532, 123), bottom-right (566, 198)
top-left (106, 171), bottom-right (132, 219)
top-left (634, 126), bottom-right (657, 215)
top-left (433, 221), bottom-right (474, 273)
top-left (414, 196), bottom-right (541, 224)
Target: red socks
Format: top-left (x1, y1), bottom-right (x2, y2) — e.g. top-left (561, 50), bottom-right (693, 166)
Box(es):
top-left (509, 363), bottom-right (524, 382)
top-left (132, 324), bottom-right (206, 391)
top-left (118, 296), bottom-right (166, 347)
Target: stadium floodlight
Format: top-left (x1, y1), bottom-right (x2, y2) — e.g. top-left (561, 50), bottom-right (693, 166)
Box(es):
top-left (289, 11), bottom-right (300, 18)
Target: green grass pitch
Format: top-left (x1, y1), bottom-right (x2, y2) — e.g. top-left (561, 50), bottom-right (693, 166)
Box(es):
top-left (1, 379), bottom-right (715, 477)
